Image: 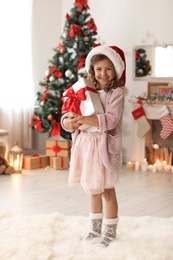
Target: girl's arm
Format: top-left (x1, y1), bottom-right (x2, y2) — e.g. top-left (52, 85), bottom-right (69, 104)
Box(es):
top-left (76, 114), bottom-right (99, 127)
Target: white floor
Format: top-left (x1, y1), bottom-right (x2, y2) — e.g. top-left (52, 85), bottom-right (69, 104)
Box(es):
top-left (0, 164), bottom-right (173, 218)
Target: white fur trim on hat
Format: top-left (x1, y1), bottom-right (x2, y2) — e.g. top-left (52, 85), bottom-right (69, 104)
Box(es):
top-left (85, 45), bottom-right (125, 80)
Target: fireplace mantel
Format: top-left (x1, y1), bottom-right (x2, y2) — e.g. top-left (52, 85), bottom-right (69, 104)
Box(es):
top-left (130, 100), bottom-right (173, 162)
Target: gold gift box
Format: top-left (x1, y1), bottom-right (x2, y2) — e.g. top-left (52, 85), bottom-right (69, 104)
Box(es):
top-left (46, 140), bottom-right (71, 157)
top-left (50, 156), bottom-right (69, 170)
top-left (23, 154), bottom-right (50, 169)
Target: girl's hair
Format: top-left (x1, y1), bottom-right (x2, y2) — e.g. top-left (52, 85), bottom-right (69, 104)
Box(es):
top-left (86, 54), bottom-right (122, 92)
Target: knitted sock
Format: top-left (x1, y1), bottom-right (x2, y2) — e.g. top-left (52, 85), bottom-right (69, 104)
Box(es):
top-left (82, 212), bottom-right (103, 241)
top-left (98, 217), bottom-right (118, 247)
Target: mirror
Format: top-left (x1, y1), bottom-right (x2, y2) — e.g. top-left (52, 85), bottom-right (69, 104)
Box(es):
top-left (134, 45), bottom-right (173, 80)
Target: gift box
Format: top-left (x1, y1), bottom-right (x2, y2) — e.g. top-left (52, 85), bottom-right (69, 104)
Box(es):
top-left (50, 156), bottom-right (69, 170)
top-left (22, 154), bottom-right (50, 169)
top-left (62, 78), bottom-right (104, 130)
top-left (46, 140), bottom-right (71, 157)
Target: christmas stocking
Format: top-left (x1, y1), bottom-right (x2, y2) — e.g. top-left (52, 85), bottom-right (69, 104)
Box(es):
top-left (132, 106), bottom-right (151, 138)
top-left (158, 105), bottom-right (173, 139)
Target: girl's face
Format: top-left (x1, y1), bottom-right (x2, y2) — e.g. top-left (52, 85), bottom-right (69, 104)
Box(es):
top-left (93, 58), bottom-right (115, 89)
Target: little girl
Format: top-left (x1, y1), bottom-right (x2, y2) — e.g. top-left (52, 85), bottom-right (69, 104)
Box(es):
top-left (61, 45), bottom-right (126, 247)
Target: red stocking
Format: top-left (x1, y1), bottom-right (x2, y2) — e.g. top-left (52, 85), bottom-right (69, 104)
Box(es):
top-left (158, 105), bottom-right (173, 139)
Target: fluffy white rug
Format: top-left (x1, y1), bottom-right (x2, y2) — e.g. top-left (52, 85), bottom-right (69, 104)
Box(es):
top-left (0, 211), bottom-right (173, 260)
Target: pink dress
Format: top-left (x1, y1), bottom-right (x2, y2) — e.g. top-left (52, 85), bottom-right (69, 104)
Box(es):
top-left (68, 90), bottom-right (122, 195)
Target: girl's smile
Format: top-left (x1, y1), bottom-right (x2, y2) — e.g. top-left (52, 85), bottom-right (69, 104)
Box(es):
top-left (93, 58), bottom-right (115, 89)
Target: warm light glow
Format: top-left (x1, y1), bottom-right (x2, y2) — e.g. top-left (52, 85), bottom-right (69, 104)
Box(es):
top-left (148, 165), bottom-right (153, 171)
top-left (13, 174), bottom-right (20, 189)
top-left (157, 162), bottom-right (163, 171)
top-left (127, 161), bottom-right (134, 170)
top-left (152, 164), bottom-right (157, 173)
top-left (152, 144), bottom-right (159, 149)
top-left (14, 160), bottom-right (19, 168)
top-left (162, 160), bottom-right (167, 167)
top-left (135, 161), bottom-right (140, 171)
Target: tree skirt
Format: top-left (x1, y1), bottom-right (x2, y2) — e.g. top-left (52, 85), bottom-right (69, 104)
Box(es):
top-left (0, 211), bottom-right (172, 260)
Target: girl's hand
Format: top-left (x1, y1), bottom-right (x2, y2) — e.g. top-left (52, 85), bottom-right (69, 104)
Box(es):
top-left (63, 112), bottom-right (84, 132)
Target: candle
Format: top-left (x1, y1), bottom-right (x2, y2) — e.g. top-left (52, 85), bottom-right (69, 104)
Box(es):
top-left (135, 161), bottom-right (140, 171)
top-left (164, 165), bottom-right (171, 172)
top-left (148, 164), bottom-right (153, 171)
top-left (152, 164), bottom-right (157, 173)
top-left (141, 159), bottom-right (148, 172)
top-left (162, 160), bottom-right (167, 168)
top-left (157, 162), bottom-right (163, 171)
top-left (127, 161), bottom-right (134, 170)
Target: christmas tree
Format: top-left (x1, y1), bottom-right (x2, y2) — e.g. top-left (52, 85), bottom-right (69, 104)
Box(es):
top-left (135, 48), bottom-right (152, 77)
top-left (29, 0), bottom-right (100, 140)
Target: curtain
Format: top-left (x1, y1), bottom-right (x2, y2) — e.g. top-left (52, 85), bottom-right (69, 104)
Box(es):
top-left (0, 0), bottom-right (34, 150)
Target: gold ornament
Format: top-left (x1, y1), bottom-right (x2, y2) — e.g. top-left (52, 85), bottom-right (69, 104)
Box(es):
top-left (60, 47), bottom-right (66, 54)
top-left (47, 114), bottom-right (53, 121)
top-left (84, 36), bottom-right (89, 42)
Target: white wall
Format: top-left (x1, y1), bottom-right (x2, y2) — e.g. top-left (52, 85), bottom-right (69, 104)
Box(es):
top-left (32, 0), bottom-right (173, 161)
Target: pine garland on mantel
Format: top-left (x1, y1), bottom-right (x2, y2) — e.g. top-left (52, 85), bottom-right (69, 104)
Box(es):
top-left (129, 92), bottom-right (173, 106)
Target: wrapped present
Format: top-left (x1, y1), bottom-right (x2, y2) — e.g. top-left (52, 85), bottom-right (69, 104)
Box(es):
top-left (22, 154), bottom-right (50, 169)
top-left (50, 156), bottom-right (69, 170)
top-left (46, 140), bottom-right (71, 157)
top-left (62, 77), bottom-right (104, 130)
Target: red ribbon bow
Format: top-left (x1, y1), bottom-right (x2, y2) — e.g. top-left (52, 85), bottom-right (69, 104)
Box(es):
top-left (75, 0), bottom-right (89, 9)
top-left (62, 86), bottom-right (98, 114)
top-left (65, 13), bottom-right (71, 20)
top-left (53, 144), bottom-right (61, 153)
top-left (31, 154), bottom-right (39, 157)
top-left (29, 115), bottom-right (42, 132)
top-left (51, 120), bottom-right (60, 137)
top-left (78, 56), bottom-right (85, 68)
top-left (69, 24), bottom-right (81, 38)
top-left (62, 86), bottom-right (86, 114)
top-left (87, 18), bottom-right (97, 32)
top-left (42, 88), bottom-right (49, 101)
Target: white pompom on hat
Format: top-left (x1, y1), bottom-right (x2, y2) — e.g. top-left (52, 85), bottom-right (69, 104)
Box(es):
top-left (85, 45), bottom-right (126, 86)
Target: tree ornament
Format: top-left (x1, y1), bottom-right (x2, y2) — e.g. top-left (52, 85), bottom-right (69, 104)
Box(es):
top-left (49, 76), bottom-right (55, 82)
top-left (62, 31), bottom-right (68, 38)
top-left (60, 47), bottom-right (66, 54)
top-left (40, 101), bottom-right (45, 107)
top-left (59, 57), bottom-right (63, 63)
top-left (84, 36), bottom-right (89, 42)
top-left (65, 69), bottom-right (72, 78)
top-left (47, 114), bottom-right (53, 121)
top-left (82, 10), bottom-right (87, 15)
top-left (45, 70), bottom-right (49, 77)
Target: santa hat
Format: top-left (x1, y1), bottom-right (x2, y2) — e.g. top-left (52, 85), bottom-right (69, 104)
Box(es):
top-left (85, 45), bottom-right (126, 86)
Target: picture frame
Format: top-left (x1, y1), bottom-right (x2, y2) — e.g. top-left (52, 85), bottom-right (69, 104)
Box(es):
top-left (158, 86), bottom-right (173, 99)
top-left (147, 82), bottom-right (171, 99)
